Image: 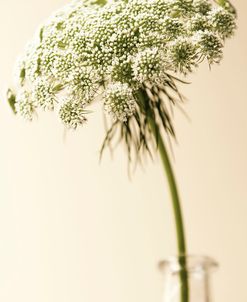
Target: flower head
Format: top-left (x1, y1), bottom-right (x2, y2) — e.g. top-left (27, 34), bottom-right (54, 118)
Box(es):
top-left (195, 30), bottom-right (223, 64)
top-left (59, 98), bottom-right (87, 129)
top-left (194, 0), bottom-right (212, 15)
top-left (8, 0), bottom-right (237, 159)
top-left (209, 7), bottom-right (236, 40)
top-left (15, 89), bottom-right (35, 121)
top-left (104, 83), bottom-right (136, 122)
top-left (168, 38), bottom-right (198, 74)
top-left (67, 68), bottom-right (100, 104)
top-left (32, 78), bottom-right (58, 110)
top-left (133, 48), bottom-right (168, 84)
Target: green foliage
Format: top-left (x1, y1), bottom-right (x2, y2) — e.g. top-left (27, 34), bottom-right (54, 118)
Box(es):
top-left (7, 89), bottom-right (17, 114)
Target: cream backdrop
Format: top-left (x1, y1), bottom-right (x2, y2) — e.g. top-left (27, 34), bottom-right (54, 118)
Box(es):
top-left (0, 1), bottom-right (246, 302)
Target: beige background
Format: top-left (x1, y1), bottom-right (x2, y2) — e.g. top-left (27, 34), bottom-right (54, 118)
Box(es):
top-left (0, 1), bottom-right (246, 301)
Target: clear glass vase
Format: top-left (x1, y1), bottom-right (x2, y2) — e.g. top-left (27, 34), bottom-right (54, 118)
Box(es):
top-left (160, 255), bottom-right (218, 302)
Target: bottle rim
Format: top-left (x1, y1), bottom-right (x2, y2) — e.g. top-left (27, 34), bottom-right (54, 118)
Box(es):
top-left (159, 255), bottom-right (218, 274)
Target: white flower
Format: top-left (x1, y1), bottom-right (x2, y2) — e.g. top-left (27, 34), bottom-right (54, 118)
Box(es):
top-left (168, 38), bottom-right (198, 74)
top-left (208, 7), bottom-right (236, 40)
top-left (9, 0), bottom-right (236, 127)
top-left (67, 68), bottom-right (100, 104)
top-left (194, 30), bottom-right (223, 64)
top-left (133, 48), bottom-right (168, 84)
top-left (193, 0), bottom-right (212, 15)
top-left (104, 82), bottom-right (136, 122)
top-left (32, 78), bottom-right (59, 110)
top-left (59, 98), bottom-right (87, 129)
top-left (15, 89), bottom-right (35, 121)
top-left (13, 56), bottom-right (26, 87)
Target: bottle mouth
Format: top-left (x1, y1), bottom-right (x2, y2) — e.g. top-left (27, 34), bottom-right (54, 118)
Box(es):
top-left (159, 255), bottom-right (218, 274)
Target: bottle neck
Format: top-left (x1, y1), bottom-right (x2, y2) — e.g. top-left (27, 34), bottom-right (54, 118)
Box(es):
top-left (161, 256), bottom-right (218, 302)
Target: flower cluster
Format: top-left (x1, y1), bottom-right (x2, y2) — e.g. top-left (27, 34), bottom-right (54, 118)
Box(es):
top-left (104, 82), bottom-right (136, 122)
top-left (9, 0), bottom-right (236, 129)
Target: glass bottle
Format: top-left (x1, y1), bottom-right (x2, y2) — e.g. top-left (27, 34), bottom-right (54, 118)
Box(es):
top-left (160, 255), bottom-right (218, 302)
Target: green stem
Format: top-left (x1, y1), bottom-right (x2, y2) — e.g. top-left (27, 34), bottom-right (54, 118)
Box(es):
top-left (149, 117), bottom-right (189, 302)
top-left (149, 117), bottom-right (187, 254)
top-left (137, 89), bottom-right (189, 302)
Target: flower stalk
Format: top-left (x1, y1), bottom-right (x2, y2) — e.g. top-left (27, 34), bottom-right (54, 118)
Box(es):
top-left (148, 116), bottom-right (189, 302)
top-left (137, 88), bottom-right (189, 302)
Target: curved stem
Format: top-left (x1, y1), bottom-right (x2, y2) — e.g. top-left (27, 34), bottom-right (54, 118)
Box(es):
top-left (136, 89), bottom-right (189, 302)
top-left (148, 116), bottom-right (189, 302)
top-left (149, 117), bottom-right (186, 254)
